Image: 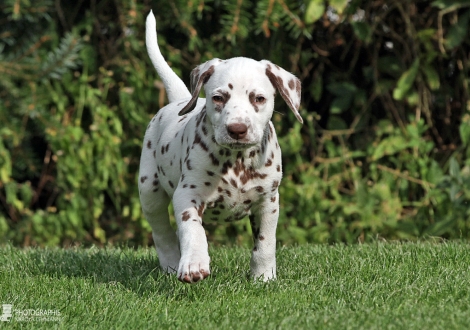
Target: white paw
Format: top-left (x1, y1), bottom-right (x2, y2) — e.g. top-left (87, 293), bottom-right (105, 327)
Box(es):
top-left (251, 268), bottom-right (276, 282)
top-left (177, 253), bottom-right (211, 283)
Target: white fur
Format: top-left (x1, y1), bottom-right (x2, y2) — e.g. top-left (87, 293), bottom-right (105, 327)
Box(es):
top-left (139, 11), bottom-right (302, 283)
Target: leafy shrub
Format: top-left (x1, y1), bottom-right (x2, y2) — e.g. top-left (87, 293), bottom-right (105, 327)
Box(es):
top-left (0, 0), bottom-right (469, 246)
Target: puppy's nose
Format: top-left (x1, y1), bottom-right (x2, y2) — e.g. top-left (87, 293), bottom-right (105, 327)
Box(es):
top-left (227, 123), bottom-right (248, 140)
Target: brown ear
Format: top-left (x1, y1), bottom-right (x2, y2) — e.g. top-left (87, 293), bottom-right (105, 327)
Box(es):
top-left (179, 59), bottom-right (222, 115)
top-left (262, 60), bottom-right (303, 124)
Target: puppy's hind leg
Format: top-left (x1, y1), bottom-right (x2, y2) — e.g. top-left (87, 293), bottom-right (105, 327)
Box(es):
top-left (139, 171), bottom-right (180, 273)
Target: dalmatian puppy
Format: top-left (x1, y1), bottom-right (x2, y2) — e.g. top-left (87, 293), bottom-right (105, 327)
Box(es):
top-left (139, 11), bottom-right (302, 283)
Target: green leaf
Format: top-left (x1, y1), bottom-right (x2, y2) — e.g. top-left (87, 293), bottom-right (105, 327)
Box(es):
top-left (329, 0), bottom-right (349, 15)
top-left (371, 136), bottom-right (410, 160)
top-left (311, 75), bottom-right (323, 102)
top-left (459, 115), bottom-right (470, 145)
top-left (421, 64), bottom-right (440, 90)
top-left (445, 9), bottom-right (470, 49)
top-left (432, 0), bottom-right (469, 9)
top-left (327, 82), bottom-right (357, 114)
top-left (327, 115), bottom-right (348, 130)
top-left (351, 22), bottom-right (372, 43)
top-left (393, 59), bottom-right (420, 100)
top-left (449, 157), bottom-right (461, 180)
top-left (305, 0), bottom-right (325, 24)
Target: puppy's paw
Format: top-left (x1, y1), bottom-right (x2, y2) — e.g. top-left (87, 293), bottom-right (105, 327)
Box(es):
top-left (177, 254), bottom-right (210, 283)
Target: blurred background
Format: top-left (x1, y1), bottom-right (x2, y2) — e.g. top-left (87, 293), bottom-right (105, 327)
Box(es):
top-left (0, 0), bottom-right (469, 247)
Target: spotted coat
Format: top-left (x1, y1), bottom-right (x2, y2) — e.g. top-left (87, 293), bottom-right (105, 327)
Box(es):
top-left (139, 11), bottom-right (302, 284)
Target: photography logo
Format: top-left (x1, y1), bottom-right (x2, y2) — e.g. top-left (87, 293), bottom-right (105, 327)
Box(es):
top-left (0, 304), bottom-right (13, 322)
top-left (1, 304), bottom-right (62, 322)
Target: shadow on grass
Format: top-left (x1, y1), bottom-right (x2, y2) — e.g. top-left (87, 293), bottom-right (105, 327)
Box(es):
top-left (22, 246), bottom-right (188, 296)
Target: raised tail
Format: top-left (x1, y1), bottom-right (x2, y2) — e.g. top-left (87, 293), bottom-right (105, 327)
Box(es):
top-left (146, 11), bottom-right (191, 103)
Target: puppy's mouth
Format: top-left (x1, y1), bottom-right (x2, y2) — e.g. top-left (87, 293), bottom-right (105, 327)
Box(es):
top-left (227, 142), bottom-right (256, 149)
top-left (217, 139), bottom-right (257, 149)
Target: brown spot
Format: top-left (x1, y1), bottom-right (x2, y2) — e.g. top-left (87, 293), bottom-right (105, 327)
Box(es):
top-left (243, 199), bottom-right (251, 205)
top-left (212, 210), bottom-right (221, 215)
top-left (152, 187), bottom-right (158, 192)
top-left (225, 190), bottom-right (232, 197)
top-left (152, 180), bottom-right (159, 186)
top-left (209, 153), bottom-right (220, 166)
top-left (271, 196), bottom-right (276, 202)
top-left (140, 176), bottom-right (148, 183)
top-left (288, 79), bottom-right (295, 90)
top-left (240, 168), bottom-right (268, 185)
top-left (190, 185), bottom-right (197, 189)
top-left (183, 184), bottom-right (188, 188)
top-left (272, 209), bottom-right (277, 214)
top-left (197, 202), bottom-right (205, 217)
top-left (161, 145), bottom-right (165, 154)
top-left (147, 140), bottom-right (152, 149)
top-left (225, 150), bottom-right (232, 157)
top-left (249, 150), bottom-right (256, 158)
top-left (215, 195), bottom-right (224, 203)
top-left (265, 159), bottom-right (272, 167)
top-left (153, 150), bottom-right (156, 158)
top-left (272, 180), bottom-right (279, 189)
top-left (253, 246), bottom-right (258, 252)
top-left (265, 67), bottom-right (296, 114)
top-left (228, 83), bottom-right (233, 89)
top-left (168, 181), bottom-right (174, 188)
top-left (186, 160), bottom-right (192, 170)
top-left (217, 187), bottom-right (223, 193)
top-left (207, 170), bottom-right (215, 176)
top-left (259, 235), bottom-right (265, 240)
top-left (194, 133), bottom-right (209, 152)
top-left (255, 186), bottom-right (264, 193)
top-left (276, 165), bottom-right (281, 172)
top-left (191, 199), bottom-right (197, 204)
top-left (222, 160), bottom-right (232, 174)
top-left (202, 125), bottom-right (208, 136)
top-left (182, 211), bottom-right (190, 221)
top-left (230, 179), bottom-right (237, 188)
top-left (205, 182), bottom-right (211, 186)
top-left (165, 144), bottom-right (170, 152)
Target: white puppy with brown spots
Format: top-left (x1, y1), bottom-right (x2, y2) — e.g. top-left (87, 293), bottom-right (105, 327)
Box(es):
top-left (139, 11), bottom-right (302, 283)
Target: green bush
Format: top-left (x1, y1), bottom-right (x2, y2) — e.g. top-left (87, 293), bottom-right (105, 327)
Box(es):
top-left (0, 0), bottom-right (469, 246)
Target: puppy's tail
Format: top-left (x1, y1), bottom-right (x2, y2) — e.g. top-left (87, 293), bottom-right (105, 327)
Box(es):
top-left (146, 11), bottom-right (191, 103)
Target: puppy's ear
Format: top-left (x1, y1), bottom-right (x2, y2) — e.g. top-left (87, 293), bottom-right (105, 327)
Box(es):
top-left (179, 59), bottom-right (223, 115)
top-left (261, 60), bottom-right (303, 124)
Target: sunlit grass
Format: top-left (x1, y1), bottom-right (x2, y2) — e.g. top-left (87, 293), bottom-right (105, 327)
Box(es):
top-left (1, 241), bottom-right (469, 329)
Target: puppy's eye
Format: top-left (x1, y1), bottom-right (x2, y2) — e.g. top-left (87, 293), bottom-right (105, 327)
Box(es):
top-left (212, 95), bottom-right (224, 103)
top-left (255, 96), bottom-right (266, 103)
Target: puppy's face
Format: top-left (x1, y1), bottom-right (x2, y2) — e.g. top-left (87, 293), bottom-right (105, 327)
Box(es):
top-left (178, 57), bottom-right (302, 149)
top-left (203, 58), bottom-right (275, 149)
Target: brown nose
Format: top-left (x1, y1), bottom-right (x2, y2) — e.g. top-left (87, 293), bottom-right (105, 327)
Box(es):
top-left (227, 123), bottom-right (248, 140)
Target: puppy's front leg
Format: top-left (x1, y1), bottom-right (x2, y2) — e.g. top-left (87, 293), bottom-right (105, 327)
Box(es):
top-left (173, 188), bottom-right (210, 283)
top-left (249, 191), bottom-right (279, 281)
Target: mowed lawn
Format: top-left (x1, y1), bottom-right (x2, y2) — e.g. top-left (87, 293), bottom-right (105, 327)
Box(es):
top-left (1, 241), bottom-right (469, 329)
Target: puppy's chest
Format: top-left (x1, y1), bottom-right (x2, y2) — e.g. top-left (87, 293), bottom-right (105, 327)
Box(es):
top-left (202, 157), bottom-right (281, 223)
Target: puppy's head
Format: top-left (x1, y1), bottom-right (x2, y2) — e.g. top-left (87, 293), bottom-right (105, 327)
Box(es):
top-left (179, 57), bottom-right (302, 149)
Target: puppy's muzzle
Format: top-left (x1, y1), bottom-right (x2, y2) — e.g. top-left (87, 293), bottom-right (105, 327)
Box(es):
top-left (227, 123), bottom-right (248, 140)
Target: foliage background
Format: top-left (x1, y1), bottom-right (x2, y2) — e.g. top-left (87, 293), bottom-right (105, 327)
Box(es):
top-left (0, 0), bottom-right (469, 247)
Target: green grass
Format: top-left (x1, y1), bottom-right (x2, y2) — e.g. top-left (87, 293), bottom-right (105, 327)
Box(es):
top-left (1, 241), bottom-right (469, 329)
